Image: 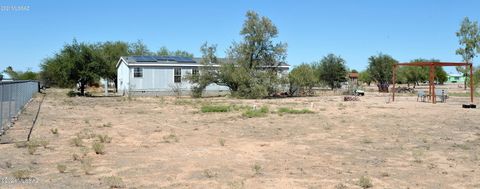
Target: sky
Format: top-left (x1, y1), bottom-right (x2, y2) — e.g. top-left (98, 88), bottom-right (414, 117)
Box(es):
top-left (1, 0), bottom-right (479, 74)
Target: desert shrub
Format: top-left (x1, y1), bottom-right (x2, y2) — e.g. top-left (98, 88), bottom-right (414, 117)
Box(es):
top-left (39, 140), bottom-right (49, 148)
top-left (72, 153), bottom-right (81, 161)
top-left (50, 128), bottom-right (59, 135)
top-left (219, 138), bottom-right (226, 146)
top-left (335, 183), bottom-right (347, 189)
top-left (102, 122), bottom-right (112, 128)
top-left (102, 176), bottom-right (126, 188)
top-left (71, 137), bottom-right (83, 147)
top-left (27, 145), bottom-right (37, 155)
top-left (243, 106), bottom-right (269, 118)
top-left (15, 141), bottom-right (28, 148)
top-left (11, 169), bottom-right (31, 180)
top-left (163, 134), bottom-right (179, 143)
top-left (67, 90), bottom-right (77, 97)
top-left (201, 105), bottom-right (231, 113)
top-left (277, 107), bottom-right (313, 114)
top-left (203, 169), bottom-right (217, 178)
top-left (252, 163), bottom-right (262, 175)
top-left (26, 140), bottom-right (41, 155)
top-left (97, 134), bottom-right (112, 143)
top-left (174, 99), bottom-right (196, 106)
top-left (81, 158), bottom-right (94, 175)
top-left (80, 147), bottom-right (89, 156)
top-left (92, 142), bottom-right (105, 155)
top-left (57, 164), bottom-right (67, 173)
top-left (76, 129), bottom-right (96, 139)
top-left (358, 176), bottom-right (373, 188)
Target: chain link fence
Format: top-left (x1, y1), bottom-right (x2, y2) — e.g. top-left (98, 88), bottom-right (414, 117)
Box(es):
top-left (0, 81), bottom-right (39, 135)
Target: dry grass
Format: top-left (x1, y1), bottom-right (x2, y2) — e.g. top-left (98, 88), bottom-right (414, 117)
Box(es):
top-left (0, 87), bottom-right (479, 188)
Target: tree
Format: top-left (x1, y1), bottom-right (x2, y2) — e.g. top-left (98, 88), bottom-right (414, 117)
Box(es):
top-left (456, 17), bottom-right (480, 90)
top-left (185, 42), bottom-right (218, 97)
top-left (315, 54), bottom-right (348, 90)
top-left (129, 40), bottom-right (152, 55)
top-left (367, 53), bottom-right (397, 92)
top-left (4, 66), bottom-right (38, 80)
top-left (98, 41), bottom-right (130, 92)
top-left (473, 66), bottom-right (480, 90)
top-left (156, 46), bottom-right (194, 58)
top-left (358, 70), bottom-right (372, 86)
top-left (218, 11), bottom-right (287, 98)
top-left (40, 39), bottom-right (107, 95)
top-left (288, 64), bottom-right (317, 96)
top-left (40, 57), bottom-right (72, 87)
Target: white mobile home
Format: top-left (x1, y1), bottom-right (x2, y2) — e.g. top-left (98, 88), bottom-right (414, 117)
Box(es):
top-left (116, 56), bottom-right (289, 96)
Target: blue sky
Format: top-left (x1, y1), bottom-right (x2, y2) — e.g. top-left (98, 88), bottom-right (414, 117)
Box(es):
top-left (0, 0), bottom-right (479, 73)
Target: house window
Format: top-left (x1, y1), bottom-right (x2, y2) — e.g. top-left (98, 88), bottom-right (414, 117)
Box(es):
top-left (174, 68), bottom-right (182, 83)
top-left (454, 76), bottom-right (460, 80)
top-left (192, 68), bottom-right (199, 75)
top-left (133, 67), bottom-right (143, 78)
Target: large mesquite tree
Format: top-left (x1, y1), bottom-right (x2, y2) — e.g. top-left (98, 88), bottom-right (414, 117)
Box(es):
top-left (367, 53), bottom-right (397, 92)
top-left (219, 11), bottom-right (288, 98)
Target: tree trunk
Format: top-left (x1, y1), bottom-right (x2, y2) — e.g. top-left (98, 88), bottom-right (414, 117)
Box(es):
top-left (80, 82), bottom-right (86, 96)
top-left (377, 82), bottom-right (389, 93)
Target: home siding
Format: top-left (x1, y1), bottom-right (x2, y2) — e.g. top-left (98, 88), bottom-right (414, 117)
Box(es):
top-left (117, 61), bottom-right (130, 94)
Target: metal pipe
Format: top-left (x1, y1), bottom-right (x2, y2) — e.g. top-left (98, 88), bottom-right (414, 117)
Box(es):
top-left (392, 65), bottom-right (396, 102)
top-left (470, 64), bottom-right (474, 103)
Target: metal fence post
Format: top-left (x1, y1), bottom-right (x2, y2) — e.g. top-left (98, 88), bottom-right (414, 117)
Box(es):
top-left (0, 83), bottom-right (3, 133)
top-left (8, 83), bottom-right (12, 126)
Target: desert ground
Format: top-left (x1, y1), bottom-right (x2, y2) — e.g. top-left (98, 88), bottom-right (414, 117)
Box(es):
top-left (0, 87), bottom-right (479, 189)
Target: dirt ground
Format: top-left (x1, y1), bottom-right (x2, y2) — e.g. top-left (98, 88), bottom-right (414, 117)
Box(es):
top-left (0, 87), bottom-right (479, 189)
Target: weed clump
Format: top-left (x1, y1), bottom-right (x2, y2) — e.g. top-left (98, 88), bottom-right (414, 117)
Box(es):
top-left (92, 142), bottom-right (106, 155)
top-left (243, 106), bottom-right (269, 118)
top-left (163, 134), bottom-right (179, 143)
top-left (277, 107), bottom-right (314, 114)
top-left (219, 138), bottom-right (226, 146)
top-left (81, 158), bottom-right (94, 175)
top-left (97, 134), bottom-right (112, 143)
top-left (252, 163), bottom-right (262, 175)
top-left (200, 105), bottom-right (231, 113)
top-left (71, 137), bottom-right (83, 147)
top-left (358, 176), bottom-right (373, 188)
top-left (50, 128), bottom-right (59, 135)
top-left (57, 164), bottom-right (67, 173)
top-left (102, 176), bottom-right (126, 188)
top-left (11, 169), bottom-right (31, 180)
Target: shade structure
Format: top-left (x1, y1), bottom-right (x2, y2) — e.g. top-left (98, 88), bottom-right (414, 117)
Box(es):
top-left (392, 62), bottom-right (473, 104)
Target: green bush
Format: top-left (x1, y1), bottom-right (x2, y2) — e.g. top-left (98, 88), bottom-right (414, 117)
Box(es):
top-left (92, 142), bottom-right (105, 155)
top-left (358, 176), bottom-right (373, 188)
top-left (200, 105), bottom-right (231, 113)
top-left (97, 134), bottom-right (112, 143)
top-left (67, 90), bottom-right (77, 97)
top-left (277, 107), bottom-right (313, 114)
top-left (243, 106), bottom-right (269, 118)
top-left (102, 176), bottom-right (126, 188)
